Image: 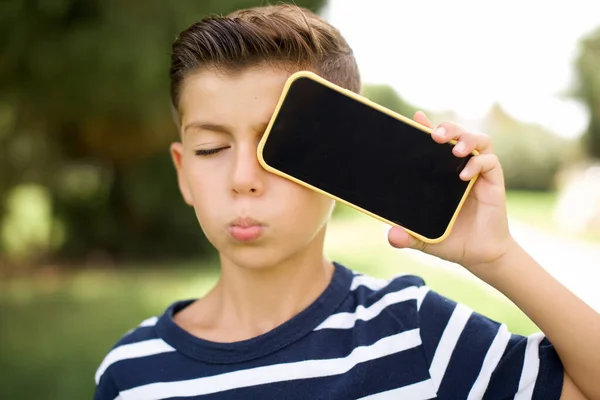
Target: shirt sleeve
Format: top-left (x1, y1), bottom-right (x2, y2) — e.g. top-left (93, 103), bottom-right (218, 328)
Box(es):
top-left (94, 369), bottom-right (120, 400)
top-left (417, 287), bottom-right (564, 399)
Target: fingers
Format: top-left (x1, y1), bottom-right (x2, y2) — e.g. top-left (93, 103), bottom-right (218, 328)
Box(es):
top-left (432, 122), bottom-right (493, 155)
top-left (427, 120), bottom-right (501, 184)
top-left (413, 111), bottom-right (433, 129)
top-left (413, 113), bottom-right (503, 186)
top-left (459, 153), bottom-right (504, 185)
top-left (388, 226), bottom-right (429, 252)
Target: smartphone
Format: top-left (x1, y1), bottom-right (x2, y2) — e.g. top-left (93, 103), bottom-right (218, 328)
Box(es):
top-left (257, 71), bottom-right (478, 243)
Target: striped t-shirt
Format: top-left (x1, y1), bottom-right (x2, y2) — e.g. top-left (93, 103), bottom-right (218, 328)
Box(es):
top-left (94, 262), bottom-right (563, 399)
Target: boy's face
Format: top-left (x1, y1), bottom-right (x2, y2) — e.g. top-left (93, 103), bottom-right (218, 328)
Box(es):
top-left (171, 66), bottom-right (335, 269)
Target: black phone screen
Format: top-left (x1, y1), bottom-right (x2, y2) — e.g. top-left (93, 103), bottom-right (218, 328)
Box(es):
top-left (261, 75), bottom-right (473, 240)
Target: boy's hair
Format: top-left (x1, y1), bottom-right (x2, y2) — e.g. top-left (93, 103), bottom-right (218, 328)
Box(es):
top-left (169, 4), bottom-right (361, 116)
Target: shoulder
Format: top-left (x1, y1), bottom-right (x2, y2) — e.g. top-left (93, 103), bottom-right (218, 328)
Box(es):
top-left (94, 314), bottom-right (172, 389)
top-left (347, 270), bottom-right (430, 309)
top-left (350, 271), bottom-right (427, 292)
top-left (315, 269), bottom-right (431, 331)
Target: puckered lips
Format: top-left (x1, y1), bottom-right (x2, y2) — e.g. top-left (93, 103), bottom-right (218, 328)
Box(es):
top-left (227, 217), bottom-right (265, 242)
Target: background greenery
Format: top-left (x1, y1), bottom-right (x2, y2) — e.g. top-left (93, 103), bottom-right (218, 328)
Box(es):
top-left (2, 1), bottom-right (600, 270)
top-left (2, 0), bottom-right (600, 399)
top-left (0, 0), bottom-right (327, 269)
top-left (1, 191), bottom-right (552, 400)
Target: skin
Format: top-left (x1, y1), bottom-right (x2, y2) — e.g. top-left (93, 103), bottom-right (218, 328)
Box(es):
top-left (390, 113), bottom-right (598, 399)
top-left (170, 66), bottom-right (336, 340)
top-left (170, 65), bottom-right (599, 399)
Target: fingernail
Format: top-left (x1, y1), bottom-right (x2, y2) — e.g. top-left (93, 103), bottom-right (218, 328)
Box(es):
top-left (460, 168), bottom-right (469, 179)
top-left (455, 142), bottom-right (465, 153)
top-left (433, 126), bottom-right (445, 138)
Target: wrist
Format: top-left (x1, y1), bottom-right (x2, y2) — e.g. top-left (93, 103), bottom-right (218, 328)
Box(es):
top-left (468, 236), bottom-right (523, 286)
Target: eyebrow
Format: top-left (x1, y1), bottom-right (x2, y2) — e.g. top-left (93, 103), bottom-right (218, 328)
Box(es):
top-left (183, 121), bottom-right (232, 135)
top-left (183, 120), bottom-right (270, 136)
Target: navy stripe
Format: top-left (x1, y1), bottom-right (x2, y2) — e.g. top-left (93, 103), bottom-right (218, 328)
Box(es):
top-left (437, 311), bottom-right (501, 398)
top-left (532, 338), bottom-right (564, 399)
top-left (324, 290), bottom-right (420, 328)
top-left (213, 348), bottom-right (431, 400)
top-left (418, 290), bottom-right (457, 369)
top-left (94, 370), bottom-right (119, 400)
top-left (114, 325), bottom-right (159, 347)
top-left (94, 264), bottom-right (564, 400)
top-left (155, 264), bottom-right (353, 364)
top-left (482, 333), bottom-right (527, 399)
top-left (130, 347), bottom-right (432, 400)
top-left (112, 308), bottom-right (420, 391)
top-left (349, 274), bottom-right (425, 309)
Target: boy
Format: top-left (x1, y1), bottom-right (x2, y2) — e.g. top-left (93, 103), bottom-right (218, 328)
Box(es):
top-left (94, 4), bottom-right (600, 399)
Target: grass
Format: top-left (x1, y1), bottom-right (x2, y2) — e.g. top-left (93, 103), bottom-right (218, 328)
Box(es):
top-left (506, 190), bottom-right (600, 243)
top-left (1, 189), bottom-right (580, 399)
top-left (505, 190), bottom-right (558, 229)
top-left (0, 258), bottom-right (537, 400)
top-left (326, 204), bottom-right (538, 335)
top-left (0, 263), bottom-right (221, 400)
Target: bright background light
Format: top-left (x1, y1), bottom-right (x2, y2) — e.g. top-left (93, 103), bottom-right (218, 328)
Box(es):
top-left (322, 0), bottom-right (600, 138)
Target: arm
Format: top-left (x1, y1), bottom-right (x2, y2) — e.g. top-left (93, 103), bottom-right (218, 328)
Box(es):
top-left (388, 112), bottom-right (600, 399)
top-left (479, 240), bottom-right (600, 400)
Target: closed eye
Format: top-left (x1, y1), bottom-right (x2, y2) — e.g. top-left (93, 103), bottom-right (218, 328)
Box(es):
top-left (195, 147), bottom-right (229, 156)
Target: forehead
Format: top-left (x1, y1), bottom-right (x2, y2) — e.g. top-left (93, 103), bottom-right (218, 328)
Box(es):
top-left (179, 66), bottom-right (294, 128)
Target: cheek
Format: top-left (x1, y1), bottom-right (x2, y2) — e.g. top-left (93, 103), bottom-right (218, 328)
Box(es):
top-left (283, 184), bottom-right (334, 223)
top-left (187, 171), bottom-right (225, 242)
top-left (184, 161), bottom-right (225, 209)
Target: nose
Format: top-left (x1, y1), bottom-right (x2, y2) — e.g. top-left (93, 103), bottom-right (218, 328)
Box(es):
top-left (230, 143), bottom-right (265, 196)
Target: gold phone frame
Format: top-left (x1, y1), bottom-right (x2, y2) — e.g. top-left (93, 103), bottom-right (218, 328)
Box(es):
top-left (257, 70), bottom-right (479, 244)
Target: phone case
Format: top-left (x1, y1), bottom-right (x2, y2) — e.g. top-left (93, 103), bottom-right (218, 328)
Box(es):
top-left (257, 70), bottom-right (479, 244)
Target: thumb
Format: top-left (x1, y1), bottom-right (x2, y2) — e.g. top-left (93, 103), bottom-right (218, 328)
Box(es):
top-left (388, 226), bottom-right (428, 252)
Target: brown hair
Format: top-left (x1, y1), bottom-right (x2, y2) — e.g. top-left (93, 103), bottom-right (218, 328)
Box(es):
top-left (169, 4), bottom-right (361, 115)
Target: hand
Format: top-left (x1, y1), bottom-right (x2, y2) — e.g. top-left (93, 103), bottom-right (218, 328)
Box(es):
top-left (387, 111), bottom-right (516, 275)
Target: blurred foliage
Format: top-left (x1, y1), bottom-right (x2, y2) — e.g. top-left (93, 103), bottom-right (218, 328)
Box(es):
top-left (0, 219), bottom-right (538, 399)
top-left (362, 83), bottom-right (420, 118)
top-left (0, 263), bottom-right (218, 400)
top-left (360, 84), bottom-right (572, 192)
top-left (0, 0), bottom-right (326, 269)
top-left (482, 104), bottom-right (575, 191)
top-left (575, 27), bottom-right (600, 160)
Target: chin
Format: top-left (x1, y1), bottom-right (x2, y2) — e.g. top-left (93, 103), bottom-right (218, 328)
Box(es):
top-left (220, 246), bottom-right (289, 271)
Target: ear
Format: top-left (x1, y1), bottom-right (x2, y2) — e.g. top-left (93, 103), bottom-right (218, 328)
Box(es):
top-left (170, 142), bottom-right (194, 206)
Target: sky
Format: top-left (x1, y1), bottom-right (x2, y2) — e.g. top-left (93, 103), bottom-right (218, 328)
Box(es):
top-left (321, 0), bottom-right (600, 138)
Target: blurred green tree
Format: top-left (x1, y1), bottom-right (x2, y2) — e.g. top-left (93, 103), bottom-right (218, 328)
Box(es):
top-left (0, 0), bottom-right (325, 267)
top-left (360, 84), bottom-right (570, 191)
top-left (483, 103), bottom-right (573, 191)
top-left (361, 84), bottom-right (419, 118)
top-left (575, 27), bottom-right (600, 160)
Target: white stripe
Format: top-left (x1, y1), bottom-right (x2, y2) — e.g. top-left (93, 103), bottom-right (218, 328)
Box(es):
top-left (357, 379), bottom-right (437, 399)
top-left (467, 324), bottom-right (511, 400)
top-left (350, 274), bottom-right (390, 291)
top-left (123, 316), bottom-right (160, 336)
top-left (139, 316), bottom-right (159, 327)
top-left (315, 286), bottom-right (421, 330)
top-left (349, 274), bottom-right (429, 310)
top-left (95, 339), bottom-right (176, 384)
top-left (118, 329), bottom-right (422, 400)
top-left (416, 286), bottom-right (431, 310)
top-left (429, 303), bottom-right (473, 390)
top-left (514, 332), bottom-right (545, 400)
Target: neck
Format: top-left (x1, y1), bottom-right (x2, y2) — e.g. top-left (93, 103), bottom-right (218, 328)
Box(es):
top-left (210, 234), bottom-right (334, 340)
